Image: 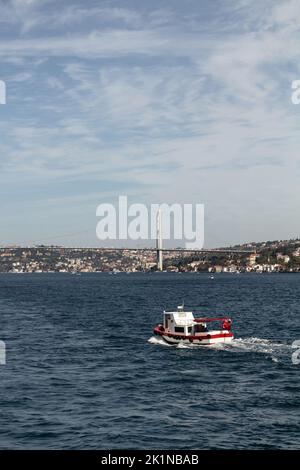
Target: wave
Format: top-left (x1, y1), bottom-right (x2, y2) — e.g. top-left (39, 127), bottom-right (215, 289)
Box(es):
top-left (148, 335), bottom-right (292, 360)
top-left (228, 336), bottom-right (291, 353)
top-left (148, 336), bottom-right (172, 347)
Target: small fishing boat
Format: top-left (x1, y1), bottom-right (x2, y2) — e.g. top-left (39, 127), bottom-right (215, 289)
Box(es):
top-left (153, 305), bottom-right (233, 346)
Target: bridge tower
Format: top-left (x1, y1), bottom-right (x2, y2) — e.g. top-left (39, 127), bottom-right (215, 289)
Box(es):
top-left (156, 209), bottom-right (163, 271)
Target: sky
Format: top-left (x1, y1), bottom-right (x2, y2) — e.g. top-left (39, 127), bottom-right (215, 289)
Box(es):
top-left (0, 0), bottom-right (300, 248)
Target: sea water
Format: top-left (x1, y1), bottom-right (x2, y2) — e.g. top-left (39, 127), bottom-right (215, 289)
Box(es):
top-left (0, 272), bottom-right (299, 449)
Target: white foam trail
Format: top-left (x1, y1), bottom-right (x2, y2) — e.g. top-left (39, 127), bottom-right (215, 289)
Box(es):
top-left (148, 337), bottom-right (201, 349)
top-left (229, 337), bottom-right (291, 354)
top-left (148, 336), bottom-right (172, 347)
top-left (148, 335), bottom-right (291, 359)
top-left (176, 341), bottom-right (191, 349)
top-left (210, 337), bottom-right (292, 363)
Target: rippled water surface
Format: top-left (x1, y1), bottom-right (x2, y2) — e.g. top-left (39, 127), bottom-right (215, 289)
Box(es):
top-left (1, 272), bottom-right (300, 449)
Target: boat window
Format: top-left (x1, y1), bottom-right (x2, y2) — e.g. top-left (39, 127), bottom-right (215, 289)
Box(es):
top-left (174, 327), bottom-right (184, 333)
top-left (188, 327), bottom-right (192, 333)
top-left (195, 324), bottom-right (208, 332)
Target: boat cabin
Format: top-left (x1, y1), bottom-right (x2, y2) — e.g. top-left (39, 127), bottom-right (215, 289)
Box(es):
top-left (163, 306), bottom-right (208, 336)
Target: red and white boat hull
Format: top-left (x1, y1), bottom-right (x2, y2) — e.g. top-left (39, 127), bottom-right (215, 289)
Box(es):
top-left (154, 326), bottom-right (234, 346)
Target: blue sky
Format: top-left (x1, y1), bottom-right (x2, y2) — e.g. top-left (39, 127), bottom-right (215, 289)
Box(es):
top-left (0, 0), bottom-right (300, 247)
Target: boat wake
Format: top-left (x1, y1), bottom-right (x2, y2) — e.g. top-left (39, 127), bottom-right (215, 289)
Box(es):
top-left (148, 336), bottom-right (173, 347)
top-left (225, 336), bottom-right (291, 358)
top-left (148, 335), bottom-right (292, 361)
top-left (212, 336), bottom-right (292, 362)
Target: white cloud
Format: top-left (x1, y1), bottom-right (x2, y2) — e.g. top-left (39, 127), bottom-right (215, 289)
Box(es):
top-left (55, 6), bottom-right (142, 28)
top-left (1, 0), bottom-right (300, 245)
top-left (271, 0), bottom-right (300, 31)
